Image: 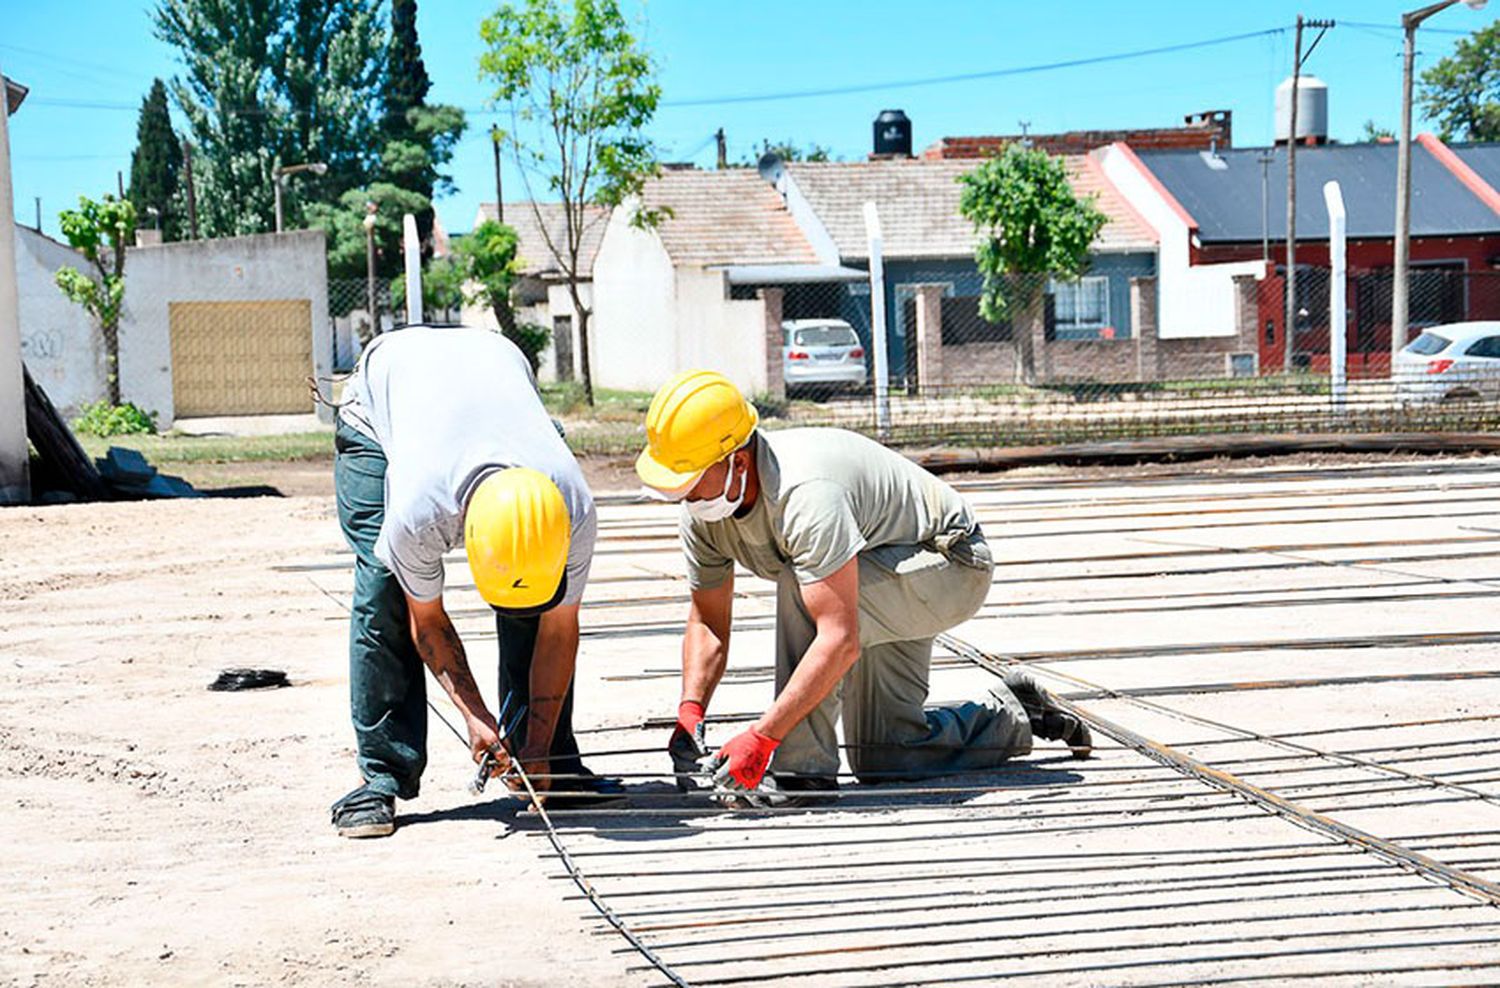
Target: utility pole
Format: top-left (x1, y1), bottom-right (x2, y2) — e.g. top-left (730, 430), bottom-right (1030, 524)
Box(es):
top-left (1393, 0), bottom-right (1488, 367)
top-left (33, 196), bottom-right (40, 232)
top-left (181, 138), bottom-right (198, 240)
top-left (715, 128), bottom-right (727, 170)
top-left (1284, 16), bottom-right (1334, 372)
top-left (491, 125), bottom-right (504, 223)
top-left (116, 170), bottom-right (124, 199)
top-left (363, 201), bottom-right (379, 337)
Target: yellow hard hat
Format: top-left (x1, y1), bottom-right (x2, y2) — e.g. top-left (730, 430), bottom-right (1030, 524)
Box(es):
top-left (636, 369), bottom-right (759, 496)
top-left (464, 467), bottom-right (571, 613)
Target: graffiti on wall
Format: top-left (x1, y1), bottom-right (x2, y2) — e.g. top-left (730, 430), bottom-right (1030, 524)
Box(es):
top-left (20, 328), bottom-right (65, 361)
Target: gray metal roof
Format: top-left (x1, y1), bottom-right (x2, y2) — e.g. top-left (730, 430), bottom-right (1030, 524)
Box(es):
top-left (1136, 142), bottom-right (1500, 243)
top-left (1451, 144), bottom-right (1500, 198)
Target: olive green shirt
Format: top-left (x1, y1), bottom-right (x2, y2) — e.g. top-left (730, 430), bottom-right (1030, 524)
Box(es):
top-left (680, 428), bottom-right (977, 589)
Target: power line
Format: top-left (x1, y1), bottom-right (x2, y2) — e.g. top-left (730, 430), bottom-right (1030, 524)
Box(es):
top-left (661, 27), bottom-right (1291, 108)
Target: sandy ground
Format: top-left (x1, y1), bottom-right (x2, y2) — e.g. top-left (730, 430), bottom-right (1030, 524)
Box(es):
top-left (3, 454), bottom-right (1500, 986)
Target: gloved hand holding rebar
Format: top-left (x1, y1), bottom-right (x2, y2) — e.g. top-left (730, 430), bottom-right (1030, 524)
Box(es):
top-left (668, 700), bottom-right (709, 791)
top-left (702, 727), bottom-right (780, 792)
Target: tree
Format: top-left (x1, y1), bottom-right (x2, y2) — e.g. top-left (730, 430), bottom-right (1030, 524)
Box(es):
top-left (480, 0), bottom-right (662, 405)
top-left (1361, 119), bottom-right (1395, 142)
top-left (55, 195), bottom-right (137, 406)
top-left (454, 219), bottom-right (541, 362)
top-left (152, 0), bottom-right (387, 237)
top-left (127, 79), bottom-right (183, 241)
top-left (381, 0), bottom-right (465, 252)
top-left (1418, 19), bottom-right (1500, 142)
top-left (303, 182), bottom-right (428, 281)
top-left (743, 138), bottom-right (833, 164)
top-left (957, 145), bottom-right (1107, 383)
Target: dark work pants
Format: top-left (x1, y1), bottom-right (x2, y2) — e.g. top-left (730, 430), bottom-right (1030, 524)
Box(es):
top-left (334, 420), bottom-right (583, 799)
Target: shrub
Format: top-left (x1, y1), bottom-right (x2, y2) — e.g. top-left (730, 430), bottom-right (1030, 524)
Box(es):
top-left (72, 401), bottom-right (157, 437)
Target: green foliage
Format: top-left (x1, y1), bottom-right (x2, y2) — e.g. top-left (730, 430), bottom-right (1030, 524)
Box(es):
top-left (128, 79), bottom-right (183, 240)
top-left (1360, 119), bottom-right (1395, 142)
top-left (1418, 20), bottom-right (1500, 142)
top-left (152, 0), bottom-right (387, 237)
top-left (304, 182), bottom-right (428, 280)
top-left (480, 0), bottom-right (663, 404)
top-left (454, 220), bottom-right (520, 320)
top-left (72, 401), bottom-right (158, 438)
top-left (957, 144), bottom-right (1107, 324)
top-left (743, 139), bottom-right (834, 164)
top-left (390, 254), bottom-right (466, 318)
top-left (55, 195), bottom-right (137, 405)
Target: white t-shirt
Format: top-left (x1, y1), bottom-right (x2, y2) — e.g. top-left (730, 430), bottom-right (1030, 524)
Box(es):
top-left (339, 325), bottom-right (595, 604)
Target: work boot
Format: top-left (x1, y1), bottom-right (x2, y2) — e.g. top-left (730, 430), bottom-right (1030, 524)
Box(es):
top-left (772, 773), bottom-right (840, 807)
top-left (536, 766), bottom-right (628, 811)
top-left (331, 783), bottom-right (396, 838)
top-left (1000, 670), bottom-right (1093, 759)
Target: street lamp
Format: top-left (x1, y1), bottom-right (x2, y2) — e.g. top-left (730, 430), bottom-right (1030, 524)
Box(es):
top-left (1391, 0), bottom-right (1487, 367)
top-left (362, 201), bottom-right (379, 337)
top-left (273, 161), bottom-right (328, 233)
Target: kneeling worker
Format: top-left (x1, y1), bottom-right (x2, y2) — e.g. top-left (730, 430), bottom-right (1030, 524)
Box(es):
top-left (329, 325), bottom-right (618, 838)
top-left (635, 371), bottom-right (1091, 801)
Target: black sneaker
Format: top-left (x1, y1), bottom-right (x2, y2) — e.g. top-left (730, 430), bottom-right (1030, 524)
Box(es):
top-left (773, 774), bottom-right (840, 807)
top-left (331, 784), bottom-right (396, 838)
top-left (535, 767), bottom-right (628, 811)
top-left (1001, 670), bottom-right (1093, 759)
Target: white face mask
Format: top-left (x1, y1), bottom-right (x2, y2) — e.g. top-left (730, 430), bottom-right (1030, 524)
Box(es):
top-left (685, 457), bottom-right (746, 523)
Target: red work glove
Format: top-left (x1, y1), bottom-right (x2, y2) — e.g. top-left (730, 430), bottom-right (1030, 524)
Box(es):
top-left (668, 701), bottom-right (708, 791)
top-left (707, 727), bottom-right (781, 791)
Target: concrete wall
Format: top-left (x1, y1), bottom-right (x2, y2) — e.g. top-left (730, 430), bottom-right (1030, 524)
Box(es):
top-left (592, 206), bottom-right (770, 395)
top-left (0, 72), bottom-right (26, 503)
top-left (121, 230), bottom-right (330, 428)
top-left (15, 227), bottom-right (103, 415)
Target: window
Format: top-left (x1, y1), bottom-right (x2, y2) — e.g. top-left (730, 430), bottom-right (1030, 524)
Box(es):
top-left (1465, 336), bottom-right (1500, 359)
top-left (1050, 276), bottom-right (1111, 338)
top-left (793, 324), bottom-right (858, 347)
top-left (1406, 332), bottom-right (1452, 356)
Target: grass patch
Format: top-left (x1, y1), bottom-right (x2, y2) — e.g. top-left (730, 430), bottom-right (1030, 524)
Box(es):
top-left (541, 382), bottom-right (654, 421)
top-left (78, 431), bottom-right (334, 465)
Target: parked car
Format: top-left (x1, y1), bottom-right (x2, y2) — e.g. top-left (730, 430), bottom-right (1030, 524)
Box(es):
top-left (1393, 321), bottom-right (1500, 404)
top-left (782, 319), bottom-right (867, 393)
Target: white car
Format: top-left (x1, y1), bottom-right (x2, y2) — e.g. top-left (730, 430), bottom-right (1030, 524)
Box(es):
top-left (782, 319), bottom-right (867, 393)
top-left (1393, 321), bottom-right (1500, 404)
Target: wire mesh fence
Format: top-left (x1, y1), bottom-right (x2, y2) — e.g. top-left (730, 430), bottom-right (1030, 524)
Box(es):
top-left (327, 276), bottom-right (462, 370)
top-left (750, 267), bottom-right (1500, 449)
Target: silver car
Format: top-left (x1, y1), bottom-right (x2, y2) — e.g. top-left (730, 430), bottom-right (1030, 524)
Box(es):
top-left (1393, 321), bottom-right (1500, 404)
top-left (782, 319), bottom-right (867, 393)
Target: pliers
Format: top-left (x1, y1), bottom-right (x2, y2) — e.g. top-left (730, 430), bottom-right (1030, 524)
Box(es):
top-left (469, 691), bottom-right (528, 795)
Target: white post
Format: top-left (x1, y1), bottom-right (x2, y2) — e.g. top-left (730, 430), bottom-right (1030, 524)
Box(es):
top-left (403, 213), bottom-right (422, 326)
top-left (0, 68), bottom-right (30, 504)
top-left (1323, 180), bottom-right (1347, 413)
top-left (862, 201), bottom-right (891, 439)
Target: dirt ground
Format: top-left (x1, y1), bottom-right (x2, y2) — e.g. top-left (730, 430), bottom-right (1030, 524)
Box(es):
top-left (4, 452), bottom-right (1499, 986)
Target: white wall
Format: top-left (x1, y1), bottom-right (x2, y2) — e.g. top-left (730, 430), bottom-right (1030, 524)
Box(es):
top-left (1097, 145), bottom-right (1263, 340)
top-left (15, 227), bottom-right (103, 415)
top-left (0, 71), bottom-right (28, 504)
top-left (591, 203), bottom-right (770, 395)
top-left (122, 230), bottom-right (331, 428)
top-left (591, 204), bottom-right (679, 391)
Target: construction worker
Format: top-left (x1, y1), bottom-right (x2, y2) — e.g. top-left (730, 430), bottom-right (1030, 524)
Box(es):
top-left (636, 370), bottom-right (1091, 804)
top-left (328, 325), bottom-right (619, 838)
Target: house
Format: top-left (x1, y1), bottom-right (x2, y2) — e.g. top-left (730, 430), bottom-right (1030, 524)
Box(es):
top-left (1109, 135), bottom-right (1500, 374)
top-left (591, 168), bottom-right (863, 395)
top-left (1, 71), bottom-right (30, 503)
top-left (467, 201), bottom-right (607, 382)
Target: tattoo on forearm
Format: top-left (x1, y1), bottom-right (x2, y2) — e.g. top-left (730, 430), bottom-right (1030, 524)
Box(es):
top-left (413, 618), bottom-right (486, 713)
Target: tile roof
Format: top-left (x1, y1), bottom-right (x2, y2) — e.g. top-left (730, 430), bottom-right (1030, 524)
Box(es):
top-left (784, 157), bottom-right (1158, 261)
top-left (474, 201), bottom-right (609, 279)
top-left (1135, 141), bottom-right (1500, 243)
top-left (639, 168), bottom-right (818, 267)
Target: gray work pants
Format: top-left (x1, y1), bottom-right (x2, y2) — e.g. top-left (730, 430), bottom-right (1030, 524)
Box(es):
top-left (770, 531), bottom-right (1032, 783)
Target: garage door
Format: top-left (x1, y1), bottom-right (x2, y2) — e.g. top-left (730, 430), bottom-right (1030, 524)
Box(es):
top-left (170, 300), bottom-right (312, 416)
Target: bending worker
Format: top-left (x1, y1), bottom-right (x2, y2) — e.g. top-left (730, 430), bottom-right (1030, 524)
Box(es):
top-left (636, 370), bottom-right (1091, 802)
top-left (329, 325), bottom-right (619, 838)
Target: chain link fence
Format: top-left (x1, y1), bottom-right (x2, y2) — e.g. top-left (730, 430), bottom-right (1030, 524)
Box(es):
top-left (327, 277), bottom-right (464, 370)
top-left (747, 267), bottom-right (1500, 449)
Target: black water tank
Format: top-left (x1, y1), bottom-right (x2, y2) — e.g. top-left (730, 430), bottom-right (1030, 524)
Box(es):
top-left (873, 109), bottom-right (911, 157)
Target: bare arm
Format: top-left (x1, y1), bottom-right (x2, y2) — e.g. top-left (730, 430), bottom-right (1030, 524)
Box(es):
top-left (407, 595), bottom-right (499, 764)
top-left (518, 603), bottom-right (582, 785)
top-left (682, 575), bottom-right (735, 708)
top-left (753, 558), bottom-right (860, 741)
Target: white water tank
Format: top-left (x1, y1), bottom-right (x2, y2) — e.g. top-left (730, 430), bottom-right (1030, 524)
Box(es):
top-left (1275, 75), bottom-right (1328, 144)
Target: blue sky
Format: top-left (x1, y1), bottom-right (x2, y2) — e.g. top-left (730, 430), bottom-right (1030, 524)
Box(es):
top-left (2, 1), bottom-right (1492, 240)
